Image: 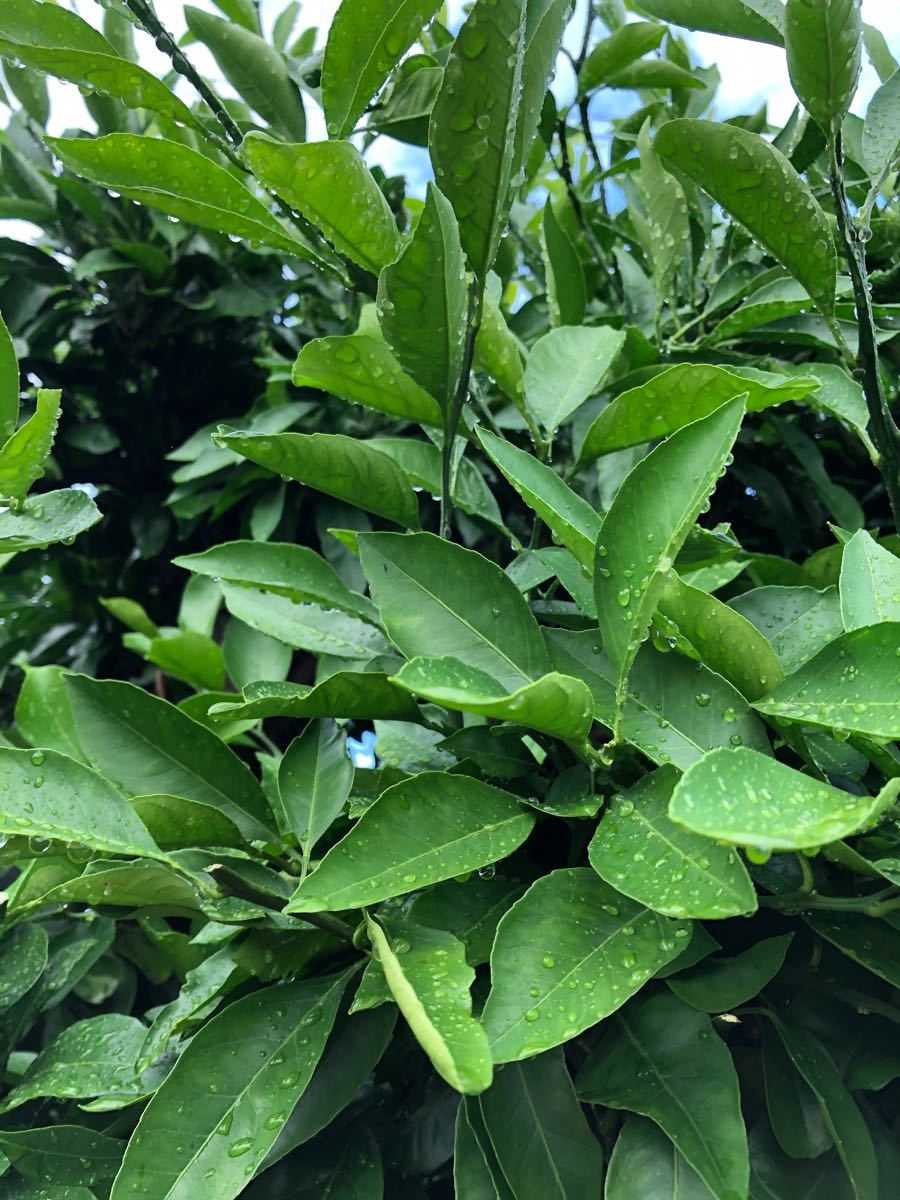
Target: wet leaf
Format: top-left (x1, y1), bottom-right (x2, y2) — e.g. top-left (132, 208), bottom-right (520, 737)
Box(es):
top-left (862, 68), bottom-right (900, 181)
top-left (667, 934), bottom-right (793, 1010)
top-left (605, 1116), bottom-right (715, 1200)
top-left (0, 925), bottom-right (48, 1014)
top-left (785, 0), bottom-right (862, 133)
top-left (0, 1125), bottom-right (124, 1192)
top-left (730, 584), bottom-right (844, 672)
top-left (580, 22), bottom-right (666, 93)
top-left (524, 325), bottom-right (625, 436)
top-left (839, 530), bottom-right (900, 630)
top-left (278, 720), bottom-right (353, 873)
top-left (208, 674), bottom-right (419, 723)
top-left (0, 388), bottom-right (59, 503)
top-left (541, 200), bottom-right (586, 327)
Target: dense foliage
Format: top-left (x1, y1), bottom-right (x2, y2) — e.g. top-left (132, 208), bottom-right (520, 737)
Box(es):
top-left (0, 0), bottom-right (899, 1196)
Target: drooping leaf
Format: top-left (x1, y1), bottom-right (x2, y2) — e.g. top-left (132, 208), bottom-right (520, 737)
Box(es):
top-left (286, 772), bottom-right (534, 913)
top-left (208, 673), bottom-right (419, 723)
top-left (278, 720), bottom-right (353, 874)
top-left (839, 530), bottom-right (900, 630)
top-left (588, 766), bottom-right (757, 919)
top-left (482, 868), bottom-right (689, 1063)
top-left (0, 388), bottom-right (59, 502)
top-left (669, 745), bottom-right (899, 851)
top-left (753, 623), bottom-right (900, 739)
top-left (632, 0), bottom-right (784, 44)
top-left (359, 531), bottom-right (551, 689)
top-left (605, 1117), bottom-right (716, 1200)
top-left (785, 0), bottom-right (862, 134)
top-left (366, 915), bottom-right (491, 1094)
top-left (391, 655), bottom-right (594, 740)
top-left (477, 1050), bottom-right (605, 1196)
top-left (594, 397), bottom-right (745, 732)
top-left (242, 135), bottom-right (401, 274)
top-left (429, 0), bottom-right (526, 281)
top-left (216, 430), bottom-right (420, 528)
top-left (580, 22), bottom-right (666, 93)
top-left (110, 972), bottom-right (350, 1200)
top-left (577, 990), bottom-right (749, 1200)
top-left (524, 325), bottom-right (625, 436)
top-left (666, 934), bottom-right (793, 1011)
top-left (0, 308), bottom-right (18, 440)
top-left (654, 119), bottom-right (837, 316)
top-left (0, 487), bottom-right (106, 551)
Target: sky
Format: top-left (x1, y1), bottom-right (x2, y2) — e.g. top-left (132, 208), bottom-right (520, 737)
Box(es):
top-left (1, 0), bottom-right (898, 227)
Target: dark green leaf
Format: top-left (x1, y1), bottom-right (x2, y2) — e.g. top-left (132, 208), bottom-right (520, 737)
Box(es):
top-left (278, 720), bottom-right (353, 873)
top-left (785, 0), bottom-right (862, 133)
top-left (208, 673), bottom-right (419, 722)
top-left (0, 308), bottom-right (18, 440)
top-left (0, 925), bottom-right (48, 1014)
top-left (541, 200), bottom-right (586, 327)
top-left (0, 1125), bottom-right (123, 1192)
top-left (605, 1117), bottom-right (716, 1200)
top-left (667, 934), bottom-right (793, 1010)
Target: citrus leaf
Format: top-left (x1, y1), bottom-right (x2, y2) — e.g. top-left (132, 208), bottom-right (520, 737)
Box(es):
top-left (524, 325), bottom-right (625, 436)
top-left (0, 388), bottom-right (59, 503)
top-left (666, 933), bottom-right (793, 1011)
top-left (637, 116), bottom-right (689, 313)
top-left (367, 437), bottom-right (506, 532)
top-left (862, 68), bottom-right (900, 181)
top-left (632, 0), bottom-right (784, 44)
top-left (511, 0), bottom-right (571, 182)
top-left (0, 1125), bottom-right (123, 1192)
top-left (541, 200), bottom-right (586, 327)
top-left (0, 482), bottom-right (96, 550)
top-left (220, 585), bottom-right (389, 659)
top-left (605, 1117), bottom-right (713, 1200)
top-left (0, 308), bottom-right (18, 440)
top-left (208, 674), bottom-right (419, 723)
top-left (730, 584), bottom-right (843, 673)
top-left (785, 0), bottom-right (862, 133)
top-left (0, 925), bottom-right (48, 1015)
top-left (580, 22), bottom-right (666, 93)
top-left (278, 720), bottom-right (353, 873)
top-left (839, 530), bottom-right (900, 630)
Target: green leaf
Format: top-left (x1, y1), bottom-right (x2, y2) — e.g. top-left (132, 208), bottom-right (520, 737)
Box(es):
top-left (839, 530), bottom-right (900, 630)
top-left (278, 720), bottom-right (353, 873)
top-left (63, 675), bottom-right (274, 842)
top-left (654, 119), bottom-right (837, 316)
top-left (669, 745), bottom-right (899, 851)
top-left (409, 875), bottom-right (526, 965)
top-left (477, 429), bottom-right (601, 569)
top-left (110, 972), bottom-right (349, 1200)
top-left (208, 673), bottom-right (419, 723)
top-left (454, 1102), bottom-right (502, 1200)
top-left (862, 68), bottom-right (900, 181)
top-left (174, 539), bottom-right (377, 623)
top-left (765, 1013), bottom-right (877, 1200)
top-left (15, 665), bottom-right (84, 760)
top-left (48, 134), bottom-right (316, 259)
top-left (477, 1050), bottom-right (605, 1196)
top-left (220, 584), bottom-right (389, 659)
top-left (322, 0), bottom-right (442, 138)
top-left (0, 487), bottom-right (101, 551)
top-left (785, 0), bottom-right (862, 133)
top-left (0, 925), bottom-right (47, 1014)
top-left (594, 397), bottom-right (745, 733)
top-left (216, 430), bottom-right (420, 528)
top-left (377, 182), bottom-right (467, 410)
top-left (242, 134), bottom-right (400, 274)
top-left (286, 772), bottom-right (534, 913)
top-left (147, 630), bottom-right (225, 692)
top-left (0, 1125), bottom-right (123, 1192)
top-left (666, 934), bottom-right (793, 1011)
top-left (730, 584), bottom-right (844, 673)
top-left (762, 1022), bottom-right (834, 1159)
top-left (429, 0), bottom-right (526, 281)
top-left (37, 859), bottom-right (210, 915)
top-left (577, 990), bottom-right (749, 1200)
top-left (0, 387), bottom-right (59, 503)
top-left (0, 746), bottom-right (162, 859)
top-left (803, 911), bottom-right (900, 988)
top-left (511, 0), bottom-right (571, 183)
top-left (656, 570), bottom-right (784, 701)
top-left (753, 623), bottom-right (900, 739)
top-left (474, 288), bottom-right (527, 407)
top-left (222, 619), bottom-right (292, 692)
top-left (605, 1117), bottom-right (715, 1200)
top-left (368, 437), bottom-right (506, 531)
top-left (541, 200), bottom-right (586, 327)
top-left (138, 947), bottom-right (244, 1071)
top-left (578, 363), bottom-right (819, 461)
top-left (588, 766), bottom-right (757, 919)
top-left (131, 794), bottom-right (247, 852)
top-left (524, 325), bottom-right (625, 436)
top-left (632, 0), bottom-right (784, 44)
top-left (547, 629), bottom-right (772, 770)
top-left (0, 308), bottom-right (17, 440)
top-left (580, 22), bottom-right (666, 93)
top-left (292, 335), bottom-right (442, 427)
top-left (750, 1124), bottom-right (852, 1199)
top-left (359, 531), bottom-right (551, 689)
top-left (366, 915), bottom-right (491, 1094)
top-left (637, 117), bottom-right (689, 313)
top-left (184, 6), bottom-right (305, 139)
top-left (481, 868), bottom-right (689, 1063)
top-left (391, 655), bottom-right (593, 740)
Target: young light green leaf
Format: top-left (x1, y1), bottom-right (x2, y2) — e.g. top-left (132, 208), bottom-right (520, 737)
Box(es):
top-left (477, 428), bottom-right (601, 569)
top-left (0, 388), bottom-right (59, 503)
top-left (477, 1050), bottom-right (605, 1197)
top-left (524, 325), bottom-right (625, 436)
top-left (322, 0), bottom-right (443, 138)
top-left (146, 631), bottom-right (224, 692)
top-left (577, 990), bottom-right (749, 1200)
top-left (0, 1125), bottom-right (123, 1193)
top-left (753, 623), bottom-right (900, 739)
top-left (785, 0), bottom-right (862, 133)
top-left (580, 21), bottom-right (665, 93)
top-left (633, 0), bottom-right (784, 44)
top-left (0, 309), bottom-right (17, 440)
top-left (605, 59), bottom-right (706, 89)
top-left (286, 772), bottom-right (534, 913)
top-left (48, 134), bottom-right (316, 259)
top-left (839, 530), bottom-right (900, 630)
top-left (377, 182), bottom-right (467, 410)
top-left (366, 915), bottom-right (491, 1094)
top-left (594, 397), bottom-right (745, 734)
top-left (292, 335), bottom-right (442, 426)
top-left (0, 747), bottom-right (162, 860)
top-left (222, 619), bottom-right (292, 692)
top-left (216, 430), bottom-right (420, 528)
top-left (110, 972), bottom-right (349, 1200)
top-left (482, 868), bottom-right (689, 1063)
top-left (862, 68), bottom-right (900, 181)
top-left (63, 675), bottom-right (274, 842)
top-left (184, 6), bottom-right (306, 139)
top-left (656, 570), bottom-right (784, 701)
top-left (606, 1117), bottom-right (713, 1200)
top-left (637, 117), bottom-right (689, 315)
top-left (359, 531), bottom-right (551, 689)
top-left (667, 933), bottom-right (793, 1011)
top-left (429, 0), bottom-right (526, 282)
top-left (669, 745), bottom-right (899, 851)
top-left (242, 134), bottom-right (400, 274)
top-left (730, 584), bottom-right (843, 672)
top-left (588, 766), bottom-right (757, 919)
top-left (278, 720), bottom-right (353, 875)
top-left (0, 925), bottom-right (48, 1014)
top-left (578, 363), bottom-right (818, 461)
top-left (391, 655), bottom-right (594, 740)
top-left (209, 673), bottom-right (419, 723)
top-left (541, 200), bottom-right (586, 327)
top-left (654, 119), bottom-right (837, 316)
